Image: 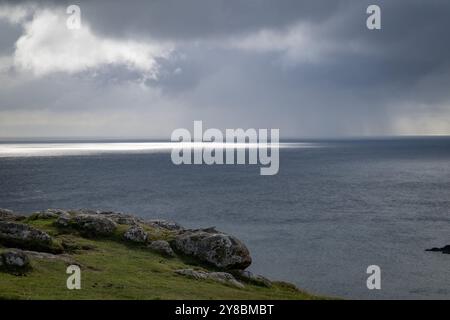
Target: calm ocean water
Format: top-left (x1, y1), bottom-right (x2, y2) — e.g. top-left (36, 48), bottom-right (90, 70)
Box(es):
top-left (0, 138), bottom-right (449, 299)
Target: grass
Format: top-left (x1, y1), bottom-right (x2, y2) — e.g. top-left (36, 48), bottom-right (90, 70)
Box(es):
top-left (0, 217), bottom-right (325, 300)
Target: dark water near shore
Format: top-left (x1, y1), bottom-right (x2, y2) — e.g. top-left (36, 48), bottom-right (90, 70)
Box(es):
top-left (0, 138), bottom-right (449, 299)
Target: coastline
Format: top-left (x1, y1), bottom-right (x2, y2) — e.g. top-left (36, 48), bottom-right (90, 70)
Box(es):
top-left (0, 208), bottom-right (328, 300)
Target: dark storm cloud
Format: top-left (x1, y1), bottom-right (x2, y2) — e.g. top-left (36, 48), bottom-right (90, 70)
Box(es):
top-left (70, 0), bottom-right (450, 97)
top-left (58, 0), bottom-right (346, 40)
top-left (1, 0), bottom-right (450, 137)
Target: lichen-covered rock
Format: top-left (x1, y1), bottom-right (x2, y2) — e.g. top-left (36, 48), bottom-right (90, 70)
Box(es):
top-left (123, 225), bottom-right (148, 243)
top-left (174, 269), bottom-right (244, 288)
top-left (0, 250), bottom-right (31, 272)
top-left (23, 250), bottom-right (79, 265)
top-left (29, 209), bottom-right (65, 220)
top-left (68, 209), bottom-right (99, 215)
top-left (148, 240), bottom-right (175, 257)
top-left (0, 221), bottom-right (61, 253)
top-left (99, 212), bottom-right (141, 225)
top-left (0, 208), bottom-right (24, 221)
top-left (46, 209), bottom-right (68, 215)
top-left (71, 214), bottom-right (117, 236)
top-left (59, 209), bottom-right (141, 226)
top-left (231, 270), bottom-right (272, 287)
top-left (55, 213), bottom-right (117, 237)
top-left (145, 219), bottom-right (184, 231)
top-left (55, 213), bottom-right (72, 227)
top-left (173, 228), bottom-right (252, 270)
top-left (0, 208), bottom-right (15, 220)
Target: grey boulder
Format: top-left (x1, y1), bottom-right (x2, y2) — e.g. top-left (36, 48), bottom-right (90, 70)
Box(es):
top-left (148, 240), bottom-right (175, 257)
top-left (29, 209), bottom-right (65, 220)
top-left (123, 225), bottom-right (148, 243)
top-left (173, 228), bottom-right (252, 270)
top-left (0, 208), bottom-right (24, 221)
top-left (0, 249), bottom-right (31, 271)
top-left (54, 213), bottom-right (72, 228)
top-left (55, 213), bottom-right (117, 236)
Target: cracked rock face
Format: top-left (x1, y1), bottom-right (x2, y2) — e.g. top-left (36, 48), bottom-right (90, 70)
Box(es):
top-left (0, 221), bottom-right (57, 252)
top-left (173, 229), bottom-right (252, 270)
top-left (123, 225), bottom-right (148, 243)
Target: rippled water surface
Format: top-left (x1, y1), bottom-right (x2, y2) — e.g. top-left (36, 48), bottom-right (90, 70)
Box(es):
top-left (0, 138), bottom-right (449, 299)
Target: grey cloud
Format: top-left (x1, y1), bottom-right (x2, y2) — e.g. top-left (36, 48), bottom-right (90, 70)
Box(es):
top-left (0, 0), bottom-right (450, 137)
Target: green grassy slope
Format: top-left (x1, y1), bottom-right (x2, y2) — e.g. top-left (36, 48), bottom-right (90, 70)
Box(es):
top-left (0, 217), bottom-right (325, 300)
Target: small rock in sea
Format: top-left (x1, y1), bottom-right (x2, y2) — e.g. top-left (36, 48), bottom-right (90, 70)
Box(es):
top-left (174, 269), bottom-right (244, 289)
top-left (231, 270), bottom-right (272, 287)
top-left (148, 240), bottom-right (175, 257)
top-left (124, 225), bottom-right (148, 243)
top-left (426, 245), bottom-right (450, 254)
top-left (0, 221), bottom-right (60, 253)
top-left (173, 228), bottom-right (252, 270)
top-left (0, 249), bottom-right (31, 273)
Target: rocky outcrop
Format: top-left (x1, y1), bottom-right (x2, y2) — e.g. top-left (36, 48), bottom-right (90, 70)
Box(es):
top-left (28, 209), bottom-right (65, 220)
top-left (55, 213), bottom-right (117, 237)
top-left (0, 249), bottom-right (31, 273)
top-left (0, 221), bottom-right (61, 253)
top-left (2, 208), bottom-right (254, 276)
top-left (174, 269), bottom-right (244, 288)
top-left (148, 240), bottom-right (175, 257)
top-left (63, 209), bottom-right (142, 226)
top-left (426, 245), bottom-right (450, 254)
top-left (124, 225), bottom-right (148, 243)
top-left (172, 227), bottom-right (252, 270)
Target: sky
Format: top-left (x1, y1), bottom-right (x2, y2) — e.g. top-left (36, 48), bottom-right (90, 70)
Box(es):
top-left (0, 0), bottom-right (449, 138)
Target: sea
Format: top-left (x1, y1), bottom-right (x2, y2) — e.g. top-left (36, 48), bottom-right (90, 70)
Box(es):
top-left (0, 137), bottom-right (449, 299)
